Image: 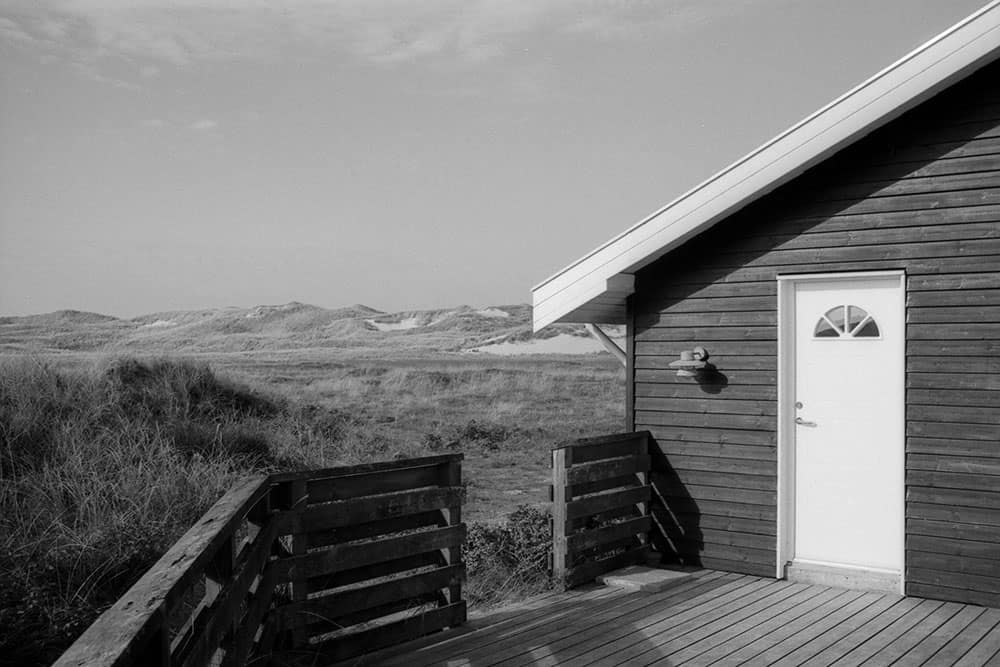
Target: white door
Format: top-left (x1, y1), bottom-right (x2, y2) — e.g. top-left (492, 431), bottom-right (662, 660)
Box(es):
top-left (790, 274), bottom-right (904, 577)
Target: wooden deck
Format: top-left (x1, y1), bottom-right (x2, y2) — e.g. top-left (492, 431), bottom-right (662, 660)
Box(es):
top-left (368, 570), bottom-right (1000, 666)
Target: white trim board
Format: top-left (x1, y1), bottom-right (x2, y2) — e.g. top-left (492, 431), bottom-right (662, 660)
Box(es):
top-left (531, 0), bottom-right (1000, 331)
top-left (776, 270), bottom-right (906, 282)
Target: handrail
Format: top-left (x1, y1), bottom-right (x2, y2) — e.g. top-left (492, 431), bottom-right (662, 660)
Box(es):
top-left (54, 454), bottom-right (466, 667)
top-left (551, 432), bottom-right (652, 588)
top-left (54, 475), bottom-right (272, 667)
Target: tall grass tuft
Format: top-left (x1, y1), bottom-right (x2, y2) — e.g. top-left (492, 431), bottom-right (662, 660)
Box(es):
top-left (0, 357), bottom-right (389, 666)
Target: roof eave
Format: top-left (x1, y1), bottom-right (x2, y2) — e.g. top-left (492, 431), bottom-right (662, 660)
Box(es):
top-left (532, 0), bottom-right (1000, 332)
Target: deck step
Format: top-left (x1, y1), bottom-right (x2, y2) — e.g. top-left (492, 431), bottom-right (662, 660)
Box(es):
top-left (597, 565), bottom-right (695, 592)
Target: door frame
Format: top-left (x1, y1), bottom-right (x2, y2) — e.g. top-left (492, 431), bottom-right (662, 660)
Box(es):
top-left (775, 270), bottom-right (906, 593)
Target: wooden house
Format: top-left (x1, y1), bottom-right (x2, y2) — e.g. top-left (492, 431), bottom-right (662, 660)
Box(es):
top-left (533, 2), bottom-right (1000, 607)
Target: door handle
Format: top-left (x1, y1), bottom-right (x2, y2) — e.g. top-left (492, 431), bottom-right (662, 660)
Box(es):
top-left (795, 417), bottom-right (817, 427)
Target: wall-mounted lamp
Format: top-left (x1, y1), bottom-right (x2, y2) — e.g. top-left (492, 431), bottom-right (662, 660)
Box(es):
top-left (668, 346), bottom-right (710, 378)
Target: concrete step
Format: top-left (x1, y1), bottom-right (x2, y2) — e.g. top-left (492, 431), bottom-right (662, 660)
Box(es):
top-left (785, 561), bottom-right (901, 594)
top-left (597, 566), bottom-right (695, 592)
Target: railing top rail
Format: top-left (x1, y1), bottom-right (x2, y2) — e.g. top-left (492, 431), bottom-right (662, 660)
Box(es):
top-left (268, 453), bottom-right (463, 483)
top-left (550, 431), bottom-right (649, 451)
top-left (53, 475), bottom-right (270, 667)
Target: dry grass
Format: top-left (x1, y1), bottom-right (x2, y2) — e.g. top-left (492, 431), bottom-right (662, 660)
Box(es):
top-left (0, 358), bottom-right (257, 665)
top-left (227, 352), bottom-right (626, 521)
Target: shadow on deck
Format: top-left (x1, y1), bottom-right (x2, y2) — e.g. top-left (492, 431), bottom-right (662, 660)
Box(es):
top-left (364, 569), bottom-right (1000, 667)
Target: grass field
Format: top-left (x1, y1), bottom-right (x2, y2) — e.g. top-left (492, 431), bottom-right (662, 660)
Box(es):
top-left (0, 349), bottom-right (624, 665)
top-left (22, 349), bottom-right (626, 520)
top-left (211, 350), bottom-right (626, 521)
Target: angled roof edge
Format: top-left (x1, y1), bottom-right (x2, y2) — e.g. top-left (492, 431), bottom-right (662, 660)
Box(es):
top-left (532, 1), bottom-right (1000, 332)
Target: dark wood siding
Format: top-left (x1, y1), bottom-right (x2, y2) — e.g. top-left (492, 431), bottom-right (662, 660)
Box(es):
top-left (635, 60), bottom-right (1000, 602)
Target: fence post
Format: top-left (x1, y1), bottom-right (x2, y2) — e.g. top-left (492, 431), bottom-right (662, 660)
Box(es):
top-left (206, 534), bottom-right (238, 665)
top-left (288, 478), bottom-right (309, 650)
top-left (272, 478), bottom-right (309, 651)
top-left (551, 446), bottom-right (572, 589)
top-left (443, 457), bottom-right (465, 620)
top-left (636, 432), bottom-right (650, 555)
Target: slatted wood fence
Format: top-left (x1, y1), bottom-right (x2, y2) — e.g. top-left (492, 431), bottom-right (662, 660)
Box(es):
top-left (54, 454), bottom-right (465, 667)
top-left (270, 455), bottom-right (466, 665)
top-left (551, 431), bottom-right (652, 588)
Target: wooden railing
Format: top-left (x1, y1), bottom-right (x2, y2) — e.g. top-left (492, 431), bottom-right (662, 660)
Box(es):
top-left (269, 455), bottom-right (465, 665)
top-left (551, 431), bottom-right (652, 588)
top-left (54, 454), bottom-right (465, 667)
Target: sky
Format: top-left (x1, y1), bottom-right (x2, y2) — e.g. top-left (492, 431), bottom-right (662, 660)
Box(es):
top-left (0, 0), bottom-right (987, 318)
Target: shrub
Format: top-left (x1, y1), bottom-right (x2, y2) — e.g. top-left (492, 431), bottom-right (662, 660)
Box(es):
top-left (458, 419), bottom-right (513, 451)
top-left (422, 419), bottom-right (517, 453)
top-left (101, 357), bottom-right (281, 422)
top-left (464, 505), bottom-right (553, 607)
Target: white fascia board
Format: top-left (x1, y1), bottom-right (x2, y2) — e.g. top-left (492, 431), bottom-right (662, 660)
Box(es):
top-left (531, 0), bottom-right (1000, 328)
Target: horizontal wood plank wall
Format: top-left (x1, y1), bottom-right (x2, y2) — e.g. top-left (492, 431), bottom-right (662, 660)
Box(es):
top-left (633, 60), bottom-right (1000, 600)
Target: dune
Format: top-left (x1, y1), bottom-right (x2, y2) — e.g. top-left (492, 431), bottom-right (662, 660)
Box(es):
top-left (476, 308), bottom-right (510, 319)
top-left (466, 333), bottom-right (620, 356)
top-left (0, 301), bottom-right (627, 357)
top-left (365, 317), bottom-right (423, 332)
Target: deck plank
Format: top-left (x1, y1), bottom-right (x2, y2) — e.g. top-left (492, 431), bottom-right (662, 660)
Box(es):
top-left (737, 590), bottom-right (901, 666)
top-left (466, 572), bottom-right (737, 667)
top-left (953, 616), bottom-right (1000, 667)
top-left (400, 587), bottom-right (629, 667)
top-left (651, 584), bottom-right (835, 666)
top-left (389, 573), bottom-right (730, 667)
top-left (928, 608), bottom-right (1000, 666)
top-left (449, 588), bottom-right (679, 665)
top-left (508, 573), bottom-right (759, 667)
top-left (363, 571), bottom-right (1000, 667)
top-left (581, 580), bottom-right (802, 666)
top-left (828, 598), bottom-right (946, 667)
top-left (698, 587), bottom-right (866, 666)
top-left (498, 574), bottom-right (760, 667)
top-left (893, 603), bottom-right (986, 664)
top-left (798, 595), bottom-right (924, 667)
top-left (501, 572), bottom-right (742, 667)
top-left (752, 590), bottom-right (882, 666)
top-left (533, 576), bottom-right (768, 667)
top-left (374, 584), bottom-right (623, 666)
top-left (773, 593), bottom-right (901, 665)
top-left (860, 600), bottom-right (965, 664)
top-left (643, 584), bottom-right (822, 665)
top-left (571, 578), bottom-right (780, 667)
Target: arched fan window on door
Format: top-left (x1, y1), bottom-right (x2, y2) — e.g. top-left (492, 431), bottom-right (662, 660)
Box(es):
top-left (814, 305), bottom-right (880, 338)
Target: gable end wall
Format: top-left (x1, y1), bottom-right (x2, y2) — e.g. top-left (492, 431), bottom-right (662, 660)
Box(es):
top-left (633, 60), bottom-right (1000, 606)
